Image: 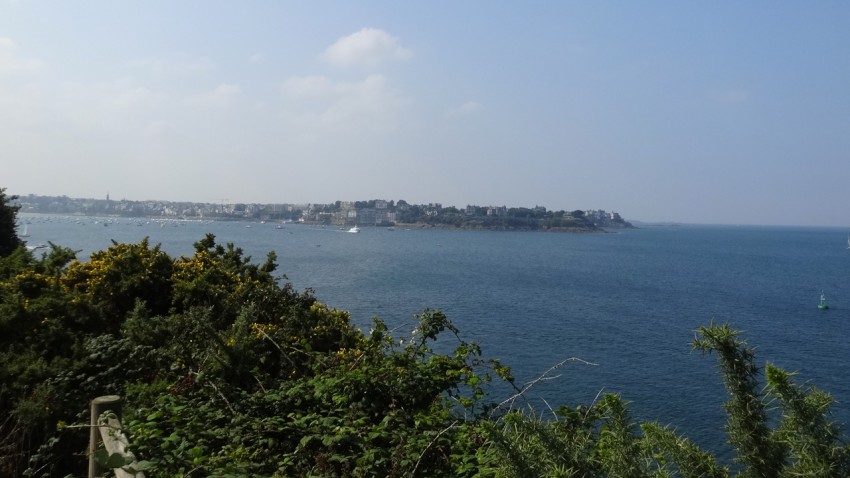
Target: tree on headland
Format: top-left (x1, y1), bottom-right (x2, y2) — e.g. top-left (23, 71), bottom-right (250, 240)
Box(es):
top-left (0, 188), bottom-right (23, 257)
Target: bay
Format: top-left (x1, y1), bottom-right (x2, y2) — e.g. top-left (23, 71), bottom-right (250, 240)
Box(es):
top-left (19, 214), bottom-right (850, 457)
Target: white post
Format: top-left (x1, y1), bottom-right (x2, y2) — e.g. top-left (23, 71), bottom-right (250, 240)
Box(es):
top-left (89, 395), bottom-right (122, 478)
top-left (88, 395), bottom-right (145, 477)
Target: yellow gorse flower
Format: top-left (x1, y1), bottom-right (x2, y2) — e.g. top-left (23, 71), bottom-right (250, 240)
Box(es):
top-left (250, 322), bottom-right (279, 340)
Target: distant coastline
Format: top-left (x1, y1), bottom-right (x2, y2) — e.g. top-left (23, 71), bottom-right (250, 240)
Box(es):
top-left (390, 222), bottom-right (605, 233)
top-left (15, 194), bottom-right (633, 233)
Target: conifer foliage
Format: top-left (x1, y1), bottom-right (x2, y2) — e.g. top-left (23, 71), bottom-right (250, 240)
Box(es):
top-left (0, 188), bottom-right (23, 257)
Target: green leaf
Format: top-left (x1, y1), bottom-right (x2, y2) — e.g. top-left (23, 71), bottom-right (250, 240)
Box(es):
top-left (105, 452), bottom-right (130, 469)
top-left (93, 448), bottom-right (110, 466)
top-left (188, 446), bottom-right (205, 458)
top-left (128, 460), bottom-right (153, 471)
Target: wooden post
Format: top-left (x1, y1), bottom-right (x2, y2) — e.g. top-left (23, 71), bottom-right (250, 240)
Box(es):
top-left (89, 395), bottom-right (122, 478)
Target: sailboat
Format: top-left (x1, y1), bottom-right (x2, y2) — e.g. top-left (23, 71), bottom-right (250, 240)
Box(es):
top-left (846, 234), bottom-right (850, 249)
top-left (20, 223), bottom-right (29, 237)
top-left (818, 291), bottom-right (829, 310)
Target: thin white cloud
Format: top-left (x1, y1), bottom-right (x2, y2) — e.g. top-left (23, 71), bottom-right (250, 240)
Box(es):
top-left (142, 120), bottom-right (171, 139)
top-left (319, 74), bottom-right (403, 123)
top-left (248, 52), bottom-right (264, 64)
top-left (280, 74), bottom-right (409, 132)
top-left (446, 101), bottom-right (482, 117)
top-left (0, 81), bottom-right (45, 128)
top-left (184, 83), bottom-right (243, 108)
top-left (0, 37), bottom-right (45, 75)
top-left (282, 75), bottom-right (334, 99)
top-left (127, 54), bottom-right (214, 77)
top-left (323, 28), bottom-right (411, 67)
top-left (108, 87), bottom-right (166, 110)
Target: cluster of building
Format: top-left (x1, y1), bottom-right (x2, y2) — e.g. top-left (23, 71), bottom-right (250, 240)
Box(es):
top-left (584, 209), bottom-right (626, 225)
top-left (16, 194), bottom-right (303, 221)
top-left (302, 200), bottom-right (397, 226)
top-left (16, 194), bottom-right (629, 228)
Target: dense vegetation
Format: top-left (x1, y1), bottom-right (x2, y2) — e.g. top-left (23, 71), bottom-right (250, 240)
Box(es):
top-left (2, 192), bottom-right (849, 477)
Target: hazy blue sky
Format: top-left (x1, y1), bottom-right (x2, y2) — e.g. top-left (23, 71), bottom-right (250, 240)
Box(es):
top-left (2, 2), bottom-right (849, 226)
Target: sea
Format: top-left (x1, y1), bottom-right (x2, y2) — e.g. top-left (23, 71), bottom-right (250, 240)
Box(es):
top-left (18, 213), bottom-right (850, 459)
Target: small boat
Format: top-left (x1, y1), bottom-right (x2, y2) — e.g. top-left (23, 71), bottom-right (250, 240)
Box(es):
top-left (846, 235), bottom-right (850, 249)
top-left (818, 291), bottom-right (829, 310)
top-left (347, 226), bottom-right (360, 233)
top-left (20, 224), bottom-right (29, 237)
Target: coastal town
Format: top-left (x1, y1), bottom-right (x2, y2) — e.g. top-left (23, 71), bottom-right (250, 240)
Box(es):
top-left (15, 194), bottom-right (632, 231)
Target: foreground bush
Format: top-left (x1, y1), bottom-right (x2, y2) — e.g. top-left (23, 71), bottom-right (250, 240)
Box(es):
top-left (1, 236), bottom-right (506, 476)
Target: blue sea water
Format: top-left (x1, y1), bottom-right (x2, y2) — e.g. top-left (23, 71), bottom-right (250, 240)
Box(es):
top-left (19, 215), bottom-right (850, 458)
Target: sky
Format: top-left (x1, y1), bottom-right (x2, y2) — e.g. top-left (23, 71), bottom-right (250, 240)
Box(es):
top-left (2, 2), bottom-right (849, 226)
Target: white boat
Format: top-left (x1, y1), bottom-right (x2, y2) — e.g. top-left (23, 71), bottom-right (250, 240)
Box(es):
top-left (846, 235), bottom-right (850, 249)
top-left (20, 223), bottom-right (29, 237)
top-left (347, 226), bottom-right (360, 233)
